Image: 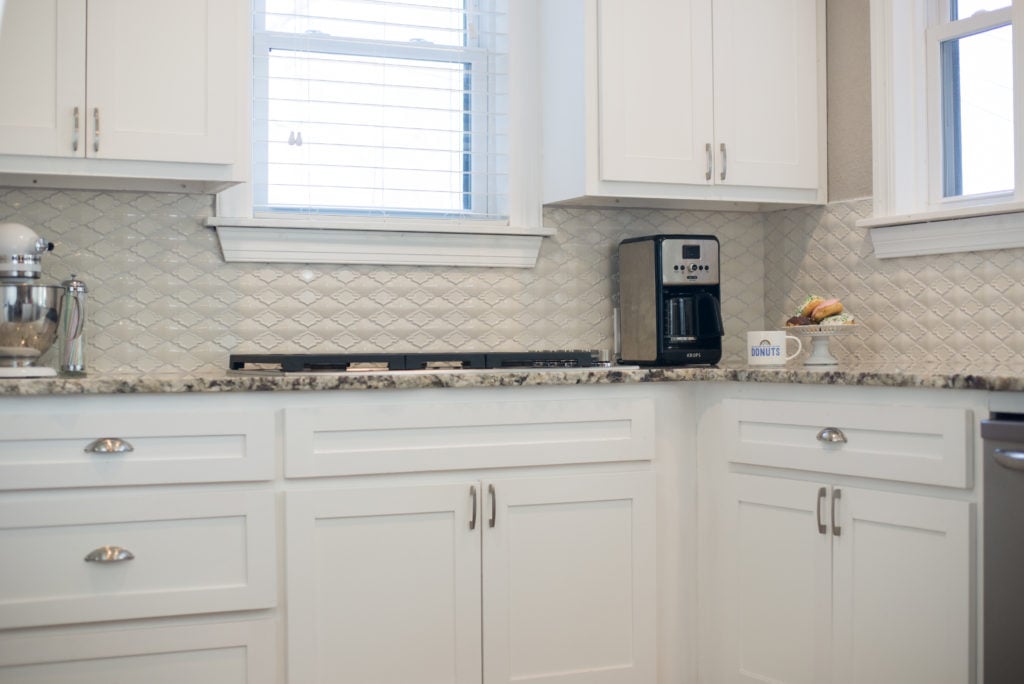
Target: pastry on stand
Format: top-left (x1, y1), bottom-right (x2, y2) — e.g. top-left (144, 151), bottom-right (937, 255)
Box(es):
top-left (785, 296), bottom-right (857, 367)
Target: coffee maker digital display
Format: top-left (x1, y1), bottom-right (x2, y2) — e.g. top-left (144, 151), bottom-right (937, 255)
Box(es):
top-left (617, 234), bottom-right (724, 366)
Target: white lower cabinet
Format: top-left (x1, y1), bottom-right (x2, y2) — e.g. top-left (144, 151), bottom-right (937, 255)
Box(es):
top-left (727, 474), bottom-right (971, 684)
top-left (286, 471), bottom-right (657, 684)
top-left (700, 386), bottom-right (983, 684)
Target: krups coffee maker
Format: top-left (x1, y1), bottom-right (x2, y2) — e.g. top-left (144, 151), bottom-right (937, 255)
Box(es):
top-left (618, 234), bottom-right (723, 365)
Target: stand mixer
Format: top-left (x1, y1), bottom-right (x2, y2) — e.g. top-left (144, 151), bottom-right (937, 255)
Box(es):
top-left (0, 223), bottom-right (86, 378)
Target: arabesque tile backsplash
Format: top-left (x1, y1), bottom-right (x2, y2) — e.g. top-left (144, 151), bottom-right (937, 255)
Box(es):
top-left (2, 187), bottom-right (1023, 375)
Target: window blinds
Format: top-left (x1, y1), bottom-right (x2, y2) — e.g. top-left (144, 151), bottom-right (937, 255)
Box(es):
top-left (252, 0), bottom-right (509, 220)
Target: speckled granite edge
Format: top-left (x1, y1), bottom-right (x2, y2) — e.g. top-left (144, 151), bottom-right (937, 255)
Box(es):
top-left (2, 365), bottom-right (1022, 396)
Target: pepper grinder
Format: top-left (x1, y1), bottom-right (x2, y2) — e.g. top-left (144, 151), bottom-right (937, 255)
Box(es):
top-left (59, 275), bottom-right (88, 374)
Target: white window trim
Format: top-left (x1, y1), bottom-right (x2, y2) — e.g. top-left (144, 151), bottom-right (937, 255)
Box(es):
top-left (863, 0), bottom-right (1024, 258)
top-left (208, 0), bottom-right (552, 268)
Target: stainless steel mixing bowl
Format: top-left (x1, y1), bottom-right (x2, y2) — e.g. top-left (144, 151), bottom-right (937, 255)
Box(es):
top-left (0, 284), bottom-right (61, 367)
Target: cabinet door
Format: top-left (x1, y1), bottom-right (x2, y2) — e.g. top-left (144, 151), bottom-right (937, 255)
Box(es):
top-left (286, 484), bottom-right (482, 684)
top-left (0, 0), bottom-right (84, 157)
top-left (723, 474), bottom-right (831, 684)
top-left (85, 0), bottom-right (239, 164)
top-left (712, 0), bottom-right (821, 189)
top-left (831, 487), bottom-right (972, 684)
top-left (597, 0), bottom-right (713, 184)
top-left (482, 471), bottom-right (656, 684)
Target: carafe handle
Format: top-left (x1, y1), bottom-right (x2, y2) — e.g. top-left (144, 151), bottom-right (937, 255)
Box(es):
top-left (695, 292), bottom-right (724, 338)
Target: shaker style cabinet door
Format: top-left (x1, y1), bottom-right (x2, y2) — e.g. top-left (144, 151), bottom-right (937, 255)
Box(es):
top-left (597, 0), bottom-right (713, 185)
top-left (723, 474), bottom-right (832, 684)
top-left (285, 483), bottom-right (483, 684)
top-left (711, 0), bottom-right (822, 190)
top-left (831, 487), bottom-right (971, 684)
top-left (0, 0), bottom-right (84, 157)
top-left (84, 0), bottom-right (239, 164)
top-left (482, 472), bottom-right (657, 684)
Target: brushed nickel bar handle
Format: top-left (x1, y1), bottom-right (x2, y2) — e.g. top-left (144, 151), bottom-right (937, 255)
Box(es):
top-left (72, 106), bottom-right (80, 152)
top-left (831, 488), bottom-right (842, 537)
top-left (816, 486), bottom-right (827, 534)
top-left (719, 142), bottom-right (727, 181)
top-left (488, 483), bottom-right (496, 528)
top-left (705, 142), bottom-right (712, 180)
top-left (84, 437), bottom-right (134, 454)
top-left (93, 107), bottom-right (100, 153)
top-left (817, 427), bottom-right (847, 444)
top-left (84, 545), bottom-right (135, 563)
top-left (994, 448), bottom-right (1024, 471)
top-left (469, 485), bottom-right (478, 530)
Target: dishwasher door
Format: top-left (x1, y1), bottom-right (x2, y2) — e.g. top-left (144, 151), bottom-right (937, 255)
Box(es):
top-left (982, 415), bottom-right (1024, 683)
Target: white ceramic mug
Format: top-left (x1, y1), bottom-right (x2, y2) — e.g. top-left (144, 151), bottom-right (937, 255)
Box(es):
top-left (746, 330), bottom-right (802, 366)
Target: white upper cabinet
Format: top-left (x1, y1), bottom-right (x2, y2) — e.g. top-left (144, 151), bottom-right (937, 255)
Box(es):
top-left (596, 0), bottom-right (714, 186)
top-left (0, 0), bottom-right (246, 191)
top-left (0, 0), bottom-right (84, 157)
top-left (542, 0), bottom-right (826, 209)
top-left (711, 0), bottom-right (822, 191)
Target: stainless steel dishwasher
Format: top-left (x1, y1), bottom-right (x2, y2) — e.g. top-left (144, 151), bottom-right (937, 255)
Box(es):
top-left (982, 413), bottom-right (1024, 683)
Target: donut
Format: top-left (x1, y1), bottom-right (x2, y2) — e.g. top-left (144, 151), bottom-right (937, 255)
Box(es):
top-left (796, 295), bottom-right (824, 318)
top-left (820, 312), bottom-right (855, 325)
top-left (810, 298), bottom-right (843, 322)
top-left (785, 315), bottom-right (815, 327)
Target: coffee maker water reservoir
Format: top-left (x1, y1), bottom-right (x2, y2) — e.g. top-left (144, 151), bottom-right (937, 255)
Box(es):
top-left (618, 235), bottom-right (724, 365)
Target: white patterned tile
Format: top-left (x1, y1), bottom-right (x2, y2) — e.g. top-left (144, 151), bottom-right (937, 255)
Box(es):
top-left (7, 186), bottom-right (1022, 375)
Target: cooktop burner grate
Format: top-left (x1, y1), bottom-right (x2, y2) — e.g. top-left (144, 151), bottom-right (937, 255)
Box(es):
top-left (228, 350), bottom-right (600, 373)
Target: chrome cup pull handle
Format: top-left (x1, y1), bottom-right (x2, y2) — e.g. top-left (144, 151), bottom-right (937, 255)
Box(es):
top-left (993, 448), bottom-right (1024, 471)
top-left (84, 437), bottom-right (134, 454)
top-left (84, 545), bottom-right (135, 563)
top-left (816, 427), bottom-right (847, 444)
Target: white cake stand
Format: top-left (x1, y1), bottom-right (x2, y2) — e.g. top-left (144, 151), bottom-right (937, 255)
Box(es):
top-left (789, 324), bottom-right (858, 366)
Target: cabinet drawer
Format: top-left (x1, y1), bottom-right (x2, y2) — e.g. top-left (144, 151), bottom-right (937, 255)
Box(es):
top-left (284, 396), bottom-right (655, 477)
top-left (0, 490), bottom-right (276, 629)
top-left (0, 620), bottom-right (277, 684)
top-left (0, 409), bottom-right (275, 490)
top-left (722, 398), bottom-right (972, 487)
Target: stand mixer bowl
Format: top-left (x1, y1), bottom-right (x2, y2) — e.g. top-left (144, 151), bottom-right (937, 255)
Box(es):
top-left (0, 284), bottom-right (61, 368)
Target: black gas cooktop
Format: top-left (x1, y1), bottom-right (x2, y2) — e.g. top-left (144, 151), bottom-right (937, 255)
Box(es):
top-left (228, 350), bottom-right (602, 373)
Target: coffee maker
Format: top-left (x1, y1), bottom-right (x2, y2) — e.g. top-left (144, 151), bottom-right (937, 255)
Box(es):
top-left (617, 235), bottom-right (723, 365)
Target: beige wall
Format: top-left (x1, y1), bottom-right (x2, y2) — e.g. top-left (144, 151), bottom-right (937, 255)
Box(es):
top-left (826, 0), bottom-right (872, 201)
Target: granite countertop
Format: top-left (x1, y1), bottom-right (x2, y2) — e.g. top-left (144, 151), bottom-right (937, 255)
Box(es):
top-left (2, 363), bottom-right (1023, 396)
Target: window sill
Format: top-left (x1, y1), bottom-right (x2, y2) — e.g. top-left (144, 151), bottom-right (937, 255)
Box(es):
top-left (205, 217), bottom-right (556, 268)
top-left (858, 203), bottom-right (1024, 259)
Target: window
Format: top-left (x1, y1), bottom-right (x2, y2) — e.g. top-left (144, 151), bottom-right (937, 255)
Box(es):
top-left (210, 1), bottom-right (547, 267)
top-left (932, 1), bottom-right (1013, 199)
top-left (865, 0), bottom-right (1024, 257)
top-left (253, 0), bottom-right (508, 220)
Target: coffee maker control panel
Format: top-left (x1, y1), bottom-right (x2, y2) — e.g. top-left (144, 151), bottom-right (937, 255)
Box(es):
top-left (661, 238), bottom-right (719, 286)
